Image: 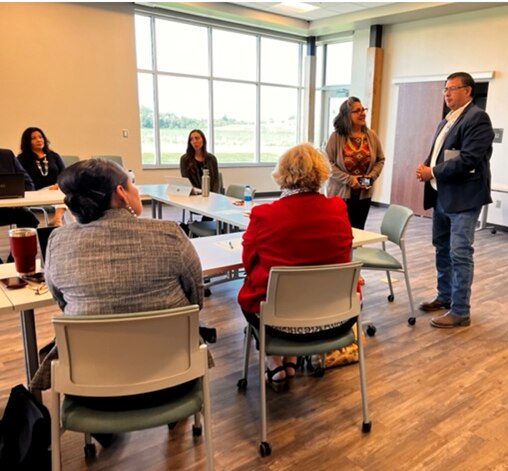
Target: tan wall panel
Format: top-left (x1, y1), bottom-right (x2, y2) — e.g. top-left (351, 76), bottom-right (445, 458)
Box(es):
top-left (0, 3), bottom-right (145, 178)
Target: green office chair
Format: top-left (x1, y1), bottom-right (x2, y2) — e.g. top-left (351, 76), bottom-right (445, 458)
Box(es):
top-left (353, 204), bottom-right (416, 326)
top-left (188, 184), bottom-right (252, 238)
top-left (61, 155), bottom-right (80, 167)
top-left (91, 155), bottom-right (124, 167)
top-left (237, 261), bottom-right (371, 457)
top-left (50, 305), bottom-right (214, 471)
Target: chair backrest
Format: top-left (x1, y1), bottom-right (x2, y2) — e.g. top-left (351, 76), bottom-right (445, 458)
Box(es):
top-left (61, 155), bottom-right (80, 167)
top-left (91, 155), bottom-right (124, 167)
top-left (218, 172), bottom-right (225, 194)
top-left (225, 184), bottom-right (247, 199)
top-left (260, 262), bottom-right (362, 329)
top-left (52, 305), bottom-right (204, 397)
top-left (225, 184), bottom-right (256, 200)
top-left (380, 204), bottom-right (413, 247)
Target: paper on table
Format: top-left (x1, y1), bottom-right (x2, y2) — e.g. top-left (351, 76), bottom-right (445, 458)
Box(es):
top-left (215, 209), bottom-right (243, 215)
top-left (215, 238), bottom-right (242, 251)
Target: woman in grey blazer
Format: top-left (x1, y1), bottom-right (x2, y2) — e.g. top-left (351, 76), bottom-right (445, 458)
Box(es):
top-left (32, 159), bottom-right (212, 394)
top-left (45, 158), bottom-right (203, 315)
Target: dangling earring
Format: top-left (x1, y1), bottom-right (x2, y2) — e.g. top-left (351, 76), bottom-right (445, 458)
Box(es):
top-left (126, 204), bottom-right (137, 216)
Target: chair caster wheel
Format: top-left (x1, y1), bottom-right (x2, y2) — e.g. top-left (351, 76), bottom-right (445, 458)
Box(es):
top-left (313, 367), bottom-right (325, 378)
top-left (84, 443), bottom-right (96, 458)
top-left (237, 378), bottom-right (247, 391)
top-left (192, 425), bottom-right (202, 437)
top-left (387, 294), bottom-right (394, 302)
top-left (366, 324), bottom-right (376, 337)
top-left (259, 441), bottom-right (272, 457)
top-left (204, 287), bottom-right (212, 297)
top-left (362, 421), bottom-right (372, 433)
top-left (408, 317), bottom-right (416, 326)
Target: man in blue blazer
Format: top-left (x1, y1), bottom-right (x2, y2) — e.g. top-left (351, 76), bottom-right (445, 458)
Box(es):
top-left (415, 72), bottom-right (494, 328)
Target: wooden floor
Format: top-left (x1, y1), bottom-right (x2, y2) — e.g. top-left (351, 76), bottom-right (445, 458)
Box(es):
top-left (1, 205), bottom-right (508, 471)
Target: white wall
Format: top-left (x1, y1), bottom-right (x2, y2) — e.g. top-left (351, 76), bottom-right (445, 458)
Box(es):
top-left (0, 3), bottom-right (146, 179)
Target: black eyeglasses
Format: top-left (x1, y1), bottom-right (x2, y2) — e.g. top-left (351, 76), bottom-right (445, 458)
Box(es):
top-left (351, 107), bottom-right (368, 114)
top-left (442, 85), bottom-right (468, 94)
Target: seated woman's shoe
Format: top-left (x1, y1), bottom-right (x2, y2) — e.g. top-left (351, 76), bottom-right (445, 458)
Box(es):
top-left (283, 355), bottom-right (298, 379)
top-left (283, 362), bottom-right (298, 379)
top-left (199, 325), bottom-right (217, 344)
top-left (265, 365), bottom-right (287, 392)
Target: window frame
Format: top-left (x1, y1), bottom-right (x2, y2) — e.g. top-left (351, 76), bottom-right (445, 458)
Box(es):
top-left (135, 10), bottom-right (306, 169)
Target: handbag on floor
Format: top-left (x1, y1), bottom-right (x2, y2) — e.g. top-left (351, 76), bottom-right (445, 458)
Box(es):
top-left (310, 324), bottom-right (361, 370)
top-left (0, 384), bottom-right (51, 470)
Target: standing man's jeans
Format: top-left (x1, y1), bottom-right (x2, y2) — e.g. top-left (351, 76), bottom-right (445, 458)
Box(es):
top-left (432, 199), bottom-right (482, 316)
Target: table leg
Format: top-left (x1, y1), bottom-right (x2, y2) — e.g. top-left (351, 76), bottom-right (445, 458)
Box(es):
top-left (151, 199), bottom-right (157, 219)
top-left (19, 309), bottom-right (42, 401)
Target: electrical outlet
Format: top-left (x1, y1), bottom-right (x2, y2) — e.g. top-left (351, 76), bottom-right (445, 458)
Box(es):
top-left (495, 200), bottom-right (501, 209)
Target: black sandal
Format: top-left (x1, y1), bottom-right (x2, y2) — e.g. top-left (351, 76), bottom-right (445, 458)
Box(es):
top-left (283, 362), bottom-right (298, 379)
top-left (265, 366), bottom-right (287, 392)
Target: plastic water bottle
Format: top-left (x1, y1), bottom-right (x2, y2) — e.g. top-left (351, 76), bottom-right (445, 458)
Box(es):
top-left (201, 168), bottom-right (210, 197)
top-left (243, 185), bottom-right (253, 209)
top-left (127, 169), bottom-right (136, 183)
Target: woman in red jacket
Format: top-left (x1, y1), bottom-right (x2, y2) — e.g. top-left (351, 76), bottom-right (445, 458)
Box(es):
top-left (238, 143), bottom-right (355, 392)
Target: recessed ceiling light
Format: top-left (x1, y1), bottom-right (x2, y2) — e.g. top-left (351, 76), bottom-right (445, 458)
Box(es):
top-left (274, 2), bottom-right (320, 14)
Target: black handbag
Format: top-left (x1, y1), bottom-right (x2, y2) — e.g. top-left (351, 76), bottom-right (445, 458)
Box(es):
top-left (0, 384), bottom-right (51, 470)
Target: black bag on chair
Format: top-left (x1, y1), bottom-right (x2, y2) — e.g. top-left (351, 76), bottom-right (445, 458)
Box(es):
top-left (0, 384), bottom-right (51, 470)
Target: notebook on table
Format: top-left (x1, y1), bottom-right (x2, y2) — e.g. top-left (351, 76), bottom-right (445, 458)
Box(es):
top-left (166, 177), bottom-right (202, 196)
top-left (0, 173), bottom-right (25, 199)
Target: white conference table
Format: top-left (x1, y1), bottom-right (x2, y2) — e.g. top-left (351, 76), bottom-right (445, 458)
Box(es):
top-left (0, 188), bottom-right (65, 208)
top-left (140, 184), bottom-right (248, 230)
top-left (0, 261), bottom-right (54, 400)
top-left (193, 229), bottom-right (387, 277)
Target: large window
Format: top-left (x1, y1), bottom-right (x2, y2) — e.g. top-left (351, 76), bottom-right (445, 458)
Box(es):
top-left (314, 40), bottom-right (353, 148)
top-left (135, 13), bottom-right (304, 167)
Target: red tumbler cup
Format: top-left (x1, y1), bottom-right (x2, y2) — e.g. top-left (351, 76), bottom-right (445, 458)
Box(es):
top-left (9, 228), bottom-right (37, 276)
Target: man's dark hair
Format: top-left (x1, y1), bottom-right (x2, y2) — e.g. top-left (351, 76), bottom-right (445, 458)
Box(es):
top-left (447, 72), bottom-right (475, 97)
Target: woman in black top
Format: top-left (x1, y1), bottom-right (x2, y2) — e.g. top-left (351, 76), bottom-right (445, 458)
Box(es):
top-left (17, 127), bottom-right (66, 225)
top-left (179, 129), bottom-right (220, 193)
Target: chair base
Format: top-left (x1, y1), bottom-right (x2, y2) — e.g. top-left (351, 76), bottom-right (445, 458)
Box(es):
top-left (259, 441), bottom-right (272, 457)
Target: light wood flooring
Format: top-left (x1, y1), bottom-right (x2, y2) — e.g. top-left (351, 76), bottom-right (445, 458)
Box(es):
top-left (1, 205), bottom-right (507, 471)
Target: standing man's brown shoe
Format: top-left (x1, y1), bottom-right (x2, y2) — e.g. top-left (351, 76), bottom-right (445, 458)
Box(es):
top-left (419, 298), bottom-right (450, 312)
top-left (430, 311), bottom-right (470, 328)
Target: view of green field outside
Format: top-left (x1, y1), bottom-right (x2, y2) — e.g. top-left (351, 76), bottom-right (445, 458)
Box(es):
top-left (140, 122), bottom-right (296, 166)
